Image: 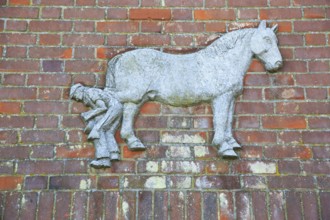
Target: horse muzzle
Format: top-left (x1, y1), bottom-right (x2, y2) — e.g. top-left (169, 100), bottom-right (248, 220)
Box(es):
top-left (266, 60), bottom-right (283, 72)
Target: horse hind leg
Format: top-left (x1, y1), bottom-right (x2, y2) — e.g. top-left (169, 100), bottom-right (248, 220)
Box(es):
top-left (225, 99), bottom-right (241, 150)
top-left (120, 102), bottom-right (146, 151)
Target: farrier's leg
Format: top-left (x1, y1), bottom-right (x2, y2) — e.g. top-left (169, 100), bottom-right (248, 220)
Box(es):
top-left (212, 93), bottom-right (237, 158)
top-left (91, 131), bottom-right (111, 168)
top-left (225, 99), bottom-right (241, 149)
top-left (120, 102), bottom-right (145, 151)
top-left (105, 116), bottom-right (121, 161)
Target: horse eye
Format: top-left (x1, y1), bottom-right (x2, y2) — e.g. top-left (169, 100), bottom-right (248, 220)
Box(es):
top-left (264, 37), bottom-right (272, 44)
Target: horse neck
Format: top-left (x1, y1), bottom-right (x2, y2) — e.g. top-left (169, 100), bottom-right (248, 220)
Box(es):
top-left (203, 29), bottom-right (255, 76)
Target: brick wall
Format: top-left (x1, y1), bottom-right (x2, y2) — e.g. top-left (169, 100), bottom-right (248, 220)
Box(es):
top-left (0, 0), bottom-right (329, 219)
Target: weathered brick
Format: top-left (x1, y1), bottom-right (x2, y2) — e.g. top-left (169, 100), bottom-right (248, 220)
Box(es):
top-left (2, 74), bottom-right (25, 86)
top-left (154, 191), bottom-right (168, 220)
top-left (97, 21), bottom-right (139, 33)
top-left (265, 146), bottom-right (312, 160)
top-left (195, 176), bottom-right (240, 189)
top-left (123, 175), bottom-right (166, 189)
top-left (0, 7), bottom-right (38, 18)
top-left (24, 101), bottom-right (69, 114)
top-left (219, 192), bottom-right (235, 220)
top-left (29, 47), bottom-right (72, 59)
top-left (17, 161), bottom-right (64, 174)
top-left (172, 9), bottom-right (193, 20)
top-left (186, 191), bottom-right (201, 220)
top-left (0, 146), bottom-right (30, 159)
top-left (72, 192), bottom-right (88, 219)
top-left (50, 176), bottom-right (95, 190)
top-left (98, 0), bottom-right (138, 6)
top-left (294, 20), bottom-right (330, 32)
top-left (260, 8), bottom-right (302, 19)
top-left (268, 176), bottom-right (315, 189)
top-left (98, 176), bottom-right (119, 189)
top-left (3, 192), bottom-right (21, 219)
top-left (33, 0), bottom-right (73, 5)
top-left (166, 0), bottom-right (202, 7)
top-left (0, 176), bottom-right (23, 190)
top-left (262, 116), bottom-right (306, 129)
top-left (39, 34), bottom-right (61, 45)
top-left (235, 131), bottom-right (276, 144)
top-left (233, 161), bottom-right (276, 174)
top-left (42, 60), bottom-right (64, 72)
top-left (120, 191), bottom-right (136, 219)
top-left (165, 22), bottom-right (204, 33)
top-left (107, 8), bottom-right (128, 19)
top-left (64, 8), bottom-right (105, 19)
top-left (302, 131), bottom-right (330, 144)
top-left (56, 145), bottom-right (94, 159)
top-left (0, 60), bottom-right (39, 72)
top-left (37, 192), bottom-right (54, 220)
top-left (6, 20), bottom-right (27, 31)
top-left (302, 192), bottom-right (319, 219)
top-left (265, 87), bottom-right (305, 100)
top-left (24, 176), bottom-right (48, 190)
top-left (130, 34), bottom-right (170, 46)
top-left (228, 0), bottom-right (267, 6)
top-left (41, 7), bottom-right (61, 19)
top-left (20, 192), bottom-right (38, 219)
top-left (236, 192), bottom-right (252, 219)
top-left (130, 8), bottom-right (171, 20)
top-left (303, 161), bottom-right (330, 175)
top-left (195, 9), bottom-right (235, 20)
top-left (203, 192), bottom-right (218, 220)
top-left (54, 192), bottom-right (72, 220)
top-left (286, 191), bottom-right (303, 220)
top-left (320, 192), bottom-right (330, 220)
top-left (0, 130), bottom-right (18, 144)
top-left (30, 21), bottom-right (72, 32)
top-left (251, 192), bottom-right (268, 219)
top-left (137, 191), bottom-right (152, 220)
top-left (269, 191), bottom-right (285, 220)
top-left (276, 102), bottom-right (330, 115)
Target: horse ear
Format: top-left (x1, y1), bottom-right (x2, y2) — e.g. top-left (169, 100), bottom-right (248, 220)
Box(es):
top-left (271, 24), bottom-right (279, 33)
top-left (258, 20), bottom-right (267, 30)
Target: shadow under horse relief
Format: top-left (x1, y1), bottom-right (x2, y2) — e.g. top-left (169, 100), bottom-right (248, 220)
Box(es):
top-left (70, 21), bottom-right (283, 168)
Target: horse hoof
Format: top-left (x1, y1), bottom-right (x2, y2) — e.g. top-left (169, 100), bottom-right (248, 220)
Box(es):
top-left (90, 158), bottom-right (111, 168)
top-left (227, 139), bottom-right (241, 149)
top-left (110, 152), bottom-right (120, 161)
top-left (88, 131), bottom-right (100, 140)
top-left (128, 140), bottom-right (146, 151)
top-left (218, 149), bottom-right (238, 158)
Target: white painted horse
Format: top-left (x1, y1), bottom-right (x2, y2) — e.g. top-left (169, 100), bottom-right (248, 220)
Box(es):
top-left (90, 21), bottom-right (282, 157)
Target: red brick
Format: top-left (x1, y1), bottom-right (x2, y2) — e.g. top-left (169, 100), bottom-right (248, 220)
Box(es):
top-left (309, 117), bottom-right (330, 129)
top-left (72, 73), bottom-right (96, 86)
top-left (203, 192), bottom-right (218, 220)
top-left (140, 102), bottom-right (161, 115)
top-left (17, 161), bottom-right (64, 174)
top-left (2, 74), bottom-right (25, 86)
top-left (265, 87), bottom-right (305, 100)
top-left (0, 116), bottom-right (33, 128)
top-left (33, 0), bottom-right (73, 5)
top-left (232, 161), bottom-right (276, 174)
top-left (20, 192), bottom-right (38, 219)
top-left (294, 21), bottom-right (330, 32)
top-left (238, 116), bottom-right (259, 128)
top-left (318, 176), bottom-right (330, 189)
top-left (76, 0), bottom-right (95, 5)
top-left (30, 21), bottom-right (72, 32)
top-left (194, 9), bottom-right (235, 20)
top-left (97, 21), bottom-right (139, 33)
top-left (21, 130), bottom-right (65, 143)
top-left (98, 0), bottom-right (138, 6)
top-left (0, 60), bottom-right (39, 72)
top-left (238, 9), bottom-right (258, 19)
top-left (0, 102), bottom-right (21, 114)
top-left (172, 35), bottom-right (194, 46)
top-left (64, 160), bottom-right (88, 173)
top-left (0, 87), bottom-right (36, 100)
top-left (107, 8), bottom-right (128, 19)
top-left (0, 33), bottom-right (37, 45)
top-left (268, 176), bottom-right (315, 189)
top-left (309, 61), bottom-right (329, 72)
top-left (278, 161), bottom-right (300, 174)
top-left (244, 73), bottom-right (270, 86)
top-left (42, 60), bottom-right (64, 72)
top-left (205, 22), bottom-right (226, 32)
top-left (6, 20), bottom-right (27, 31)
top-left (38, 87), bottom-right (62, 99)
top-left (35, 116), bottom-right (58, 128)
top-left (306, 88), bottom-right (327, 100)
top-left (262, 116), bottom-right (306, 129)
top-left (39, 34), bottom-right (61, 45)
top-left (229, 0), bottom-right (266, 6)
top-left (236, 192), bottom-right (252, 219)
top-left (65, 60), bottom-right (105, 72)
top-left (265, 146), bottom-right (312, 159)
top-left (165, 22), bottom-right (204, 33)
top-left (63, 34), bottom-right (104, 46)
top-left (303, 161), bottom-right (330, 175)
top-left (0, 130), bottom-right (18, 144)
top-left (24, 176), bottom-right (48, 190)
top-left (0, 176), bottom-right (23, 190)
top-left (154, 191), bottom-right (168, 220)
top-left (219, 192), bottom-right (235, 220)
top-left (74, 21), bottom-right (95, 32)
top-left (235, 131), bottom-right (276, 144)
top-left (130, 34), bottom-right (170, 46)
top-left (141, 0), bottom-right (162, 6)
top-left (9, 0), bottom-right (30, 5)
top-left (0, 7), bottom-right (38, 18)
top-left (296, 48), bottom-right (330, 59)
top-left (296, 74), bottom-right (330, 86)
top-left (6, 47), bottom-right (27, 58)
top-left (304, 8), bottom-right (325, 19)
top-left (130, 8), bottom-right (171, 20)
top-left (252, 192), bottom-right (268, 220)
top-left (50, 176), bottom-right (95, 189)
top-left (242, 88), bottom-right (262, 100)
top-left (302, 192), bottom-right (319, 219)
top-left (31, 145), bottom-right (54, 159)
top-left (270, 0), bottom-right (290, 5)
top-left (64, 8), bottom-right (105, 19)
top-left (320, 192), bottom-right (330, 220)
top-left (37, 192), bottom-right (54, 220)
top-left (3, 192), bottom-right (21, 219)
top-left (29, 47), bottom-right (72, 59)
top-left (41, 7), bottom-right (61, 19)
top-left (72, 192), bottom-right (87, 219)
top-left (294, 0), bottom-right (328, 5)
top-left (56, 145), bottom-right (94, 158)
top-left (104, 192), bottom-right (120, 220)
top-left (278, 34), bottom-right (303, 46)
top-left (138, 191), bottom-right (152, 219)
top-left (24, 101), bottom-right (68, 114)
top-left (271, 74), bottom-right (294, 86)
top-left (269, 191), bottom-right (285, 220)
top-left (187, 191), bottom-right (201, 220)
top-left (169, 191), bottom-right (185, 219)
top-left (195, 176), bottom-right (240, 189)
top-left (260, 8), bottom-right (302, 19)
top-left (276, 102), bottom-right (329, 115)
top-left (302, 131), bottom-right (330, 144)
top-left (97, 176), bottom-right (119, 189)
top-left (172, 9), bottom-right (193, 20)
top-left (55, 192), bottom-right (72, 220)
top-left (166, 0), bottom-right (203, 7)
top-left (286, 191), bottom-right (303, 220)
top-left (235, 102), bottom-right (273, 114)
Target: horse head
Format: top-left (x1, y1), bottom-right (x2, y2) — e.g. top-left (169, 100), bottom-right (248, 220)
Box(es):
top-left (250, 20), bottom-right (283, 72)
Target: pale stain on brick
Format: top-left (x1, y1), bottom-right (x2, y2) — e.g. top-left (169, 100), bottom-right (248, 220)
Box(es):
top-left (144, 176), bottom-right (166, 189)
top-left (249, 161), bottom-right (276, 174)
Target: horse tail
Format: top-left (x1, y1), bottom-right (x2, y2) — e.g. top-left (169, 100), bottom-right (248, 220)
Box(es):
top-left (106, 54), bottom-right (121, 89)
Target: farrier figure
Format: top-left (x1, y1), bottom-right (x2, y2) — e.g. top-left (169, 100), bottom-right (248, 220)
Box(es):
top-left (70, 84), bottom-right (123, 168)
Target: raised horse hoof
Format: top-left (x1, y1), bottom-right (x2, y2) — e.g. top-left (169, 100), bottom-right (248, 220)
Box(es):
top-left (128, 140), bottom-right (146, 151)
top-left (110, 152), bottom-right (120, 161)
top-left (90, 158), bottom-right (111, 168)
top-left (227, 138), bottom-right (241, 149)
top-left (87, 131), bottom-right (100, 140)
top-left (219, 149), bottom-right (238, 158)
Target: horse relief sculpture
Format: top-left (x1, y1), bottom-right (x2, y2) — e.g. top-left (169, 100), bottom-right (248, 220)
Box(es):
top-left (70, 21), bottom-right (283, 168)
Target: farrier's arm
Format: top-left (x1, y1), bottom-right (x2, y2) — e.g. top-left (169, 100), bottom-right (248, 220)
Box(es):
top-left (81, 100), bottom-right (107, 121)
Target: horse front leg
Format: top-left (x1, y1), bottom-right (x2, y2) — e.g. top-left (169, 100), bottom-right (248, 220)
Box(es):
top-left (212, 93), bottom-right (237, 158)
top-left (120, 102), bottom-right (146, 151)
top-left (225, 99), bottom-right (241, 149)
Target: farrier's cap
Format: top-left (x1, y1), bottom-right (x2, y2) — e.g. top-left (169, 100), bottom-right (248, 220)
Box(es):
top-left (70, 83), bottom-right (83, 98)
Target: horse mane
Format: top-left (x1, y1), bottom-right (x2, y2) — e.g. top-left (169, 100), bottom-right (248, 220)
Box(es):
top-left (200, 28), bottom-right (255, 57)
